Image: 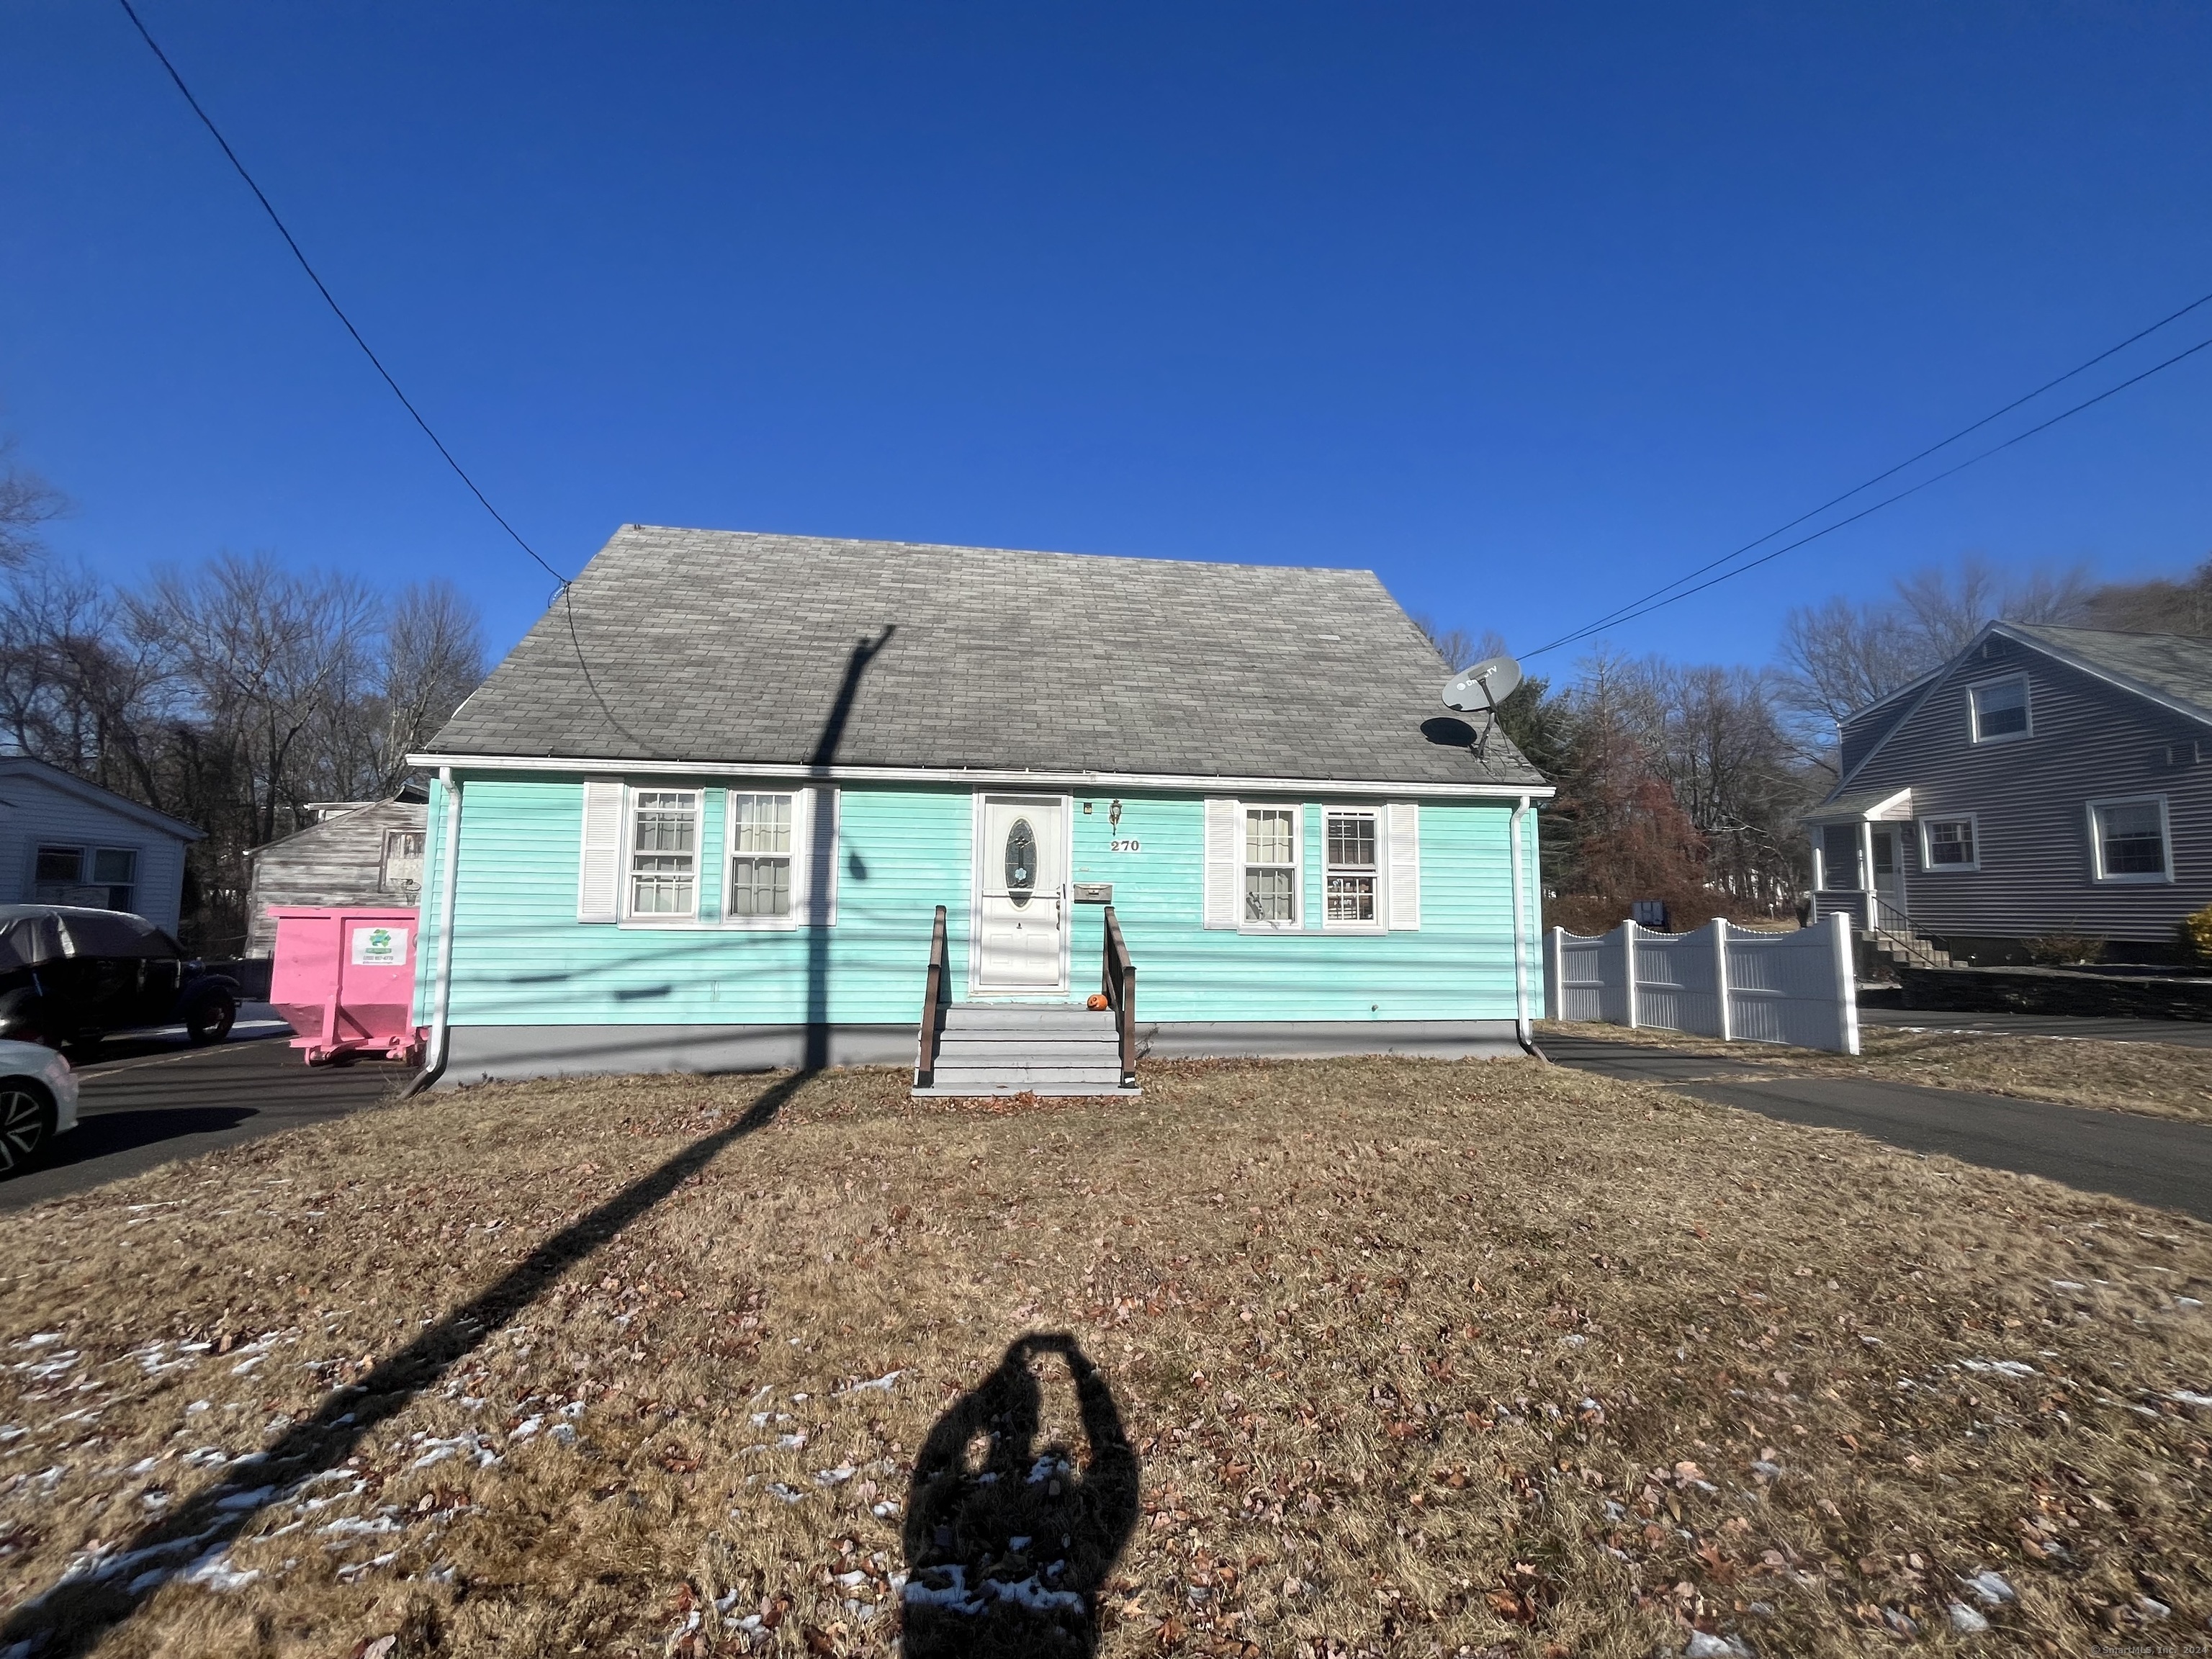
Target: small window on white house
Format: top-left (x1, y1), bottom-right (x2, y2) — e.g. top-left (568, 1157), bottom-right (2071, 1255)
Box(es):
top-left (2090, 796), bottom-right (2171, 883)
top-left (1921, 817), bottom-right (1977, 871)
top-left (627, 790), bottom-right (700, 917)
top-left (1969, 675), bottom-right (2030, 742)
top-left (728, 793), bottom-right (796, 920)
top-left (1243, 808), bottom-right (1298, 925)
top-left (1324, 810), bottom-right (1381, 927)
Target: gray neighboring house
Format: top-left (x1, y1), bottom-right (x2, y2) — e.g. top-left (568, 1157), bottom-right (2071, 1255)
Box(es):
top-left (1807, 621), bottom-right (2212, 964)
top-left (0, 756), bottom-right (201, 935)
top-left (242, 789), bottom-right (429, 958)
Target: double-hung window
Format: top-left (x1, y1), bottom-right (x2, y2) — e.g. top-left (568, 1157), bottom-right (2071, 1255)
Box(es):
top-left (2090, 796), bottom-right (2171, 883)
top-left (1920, 816), bottom-right (1977, 871)
top-left (1969, 675), bottom-right (2030, 742)
top-left (627, 790), bottom-right (700, 917)
top-left (728, 793), bottom-right (797, 921)
top-left (1243, 807), bottom-right (1299, 926)
top-left (1324, 809), bottom-right (1382, 927)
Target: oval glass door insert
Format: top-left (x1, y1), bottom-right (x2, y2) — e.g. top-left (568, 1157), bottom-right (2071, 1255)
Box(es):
top-left (1004, 819), bottom-right (1038, 908)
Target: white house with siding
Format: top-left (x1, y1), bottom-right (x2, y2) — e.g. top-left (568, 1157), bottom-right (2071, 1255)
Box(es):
top-left (0, 757), bottom-right (202, 935)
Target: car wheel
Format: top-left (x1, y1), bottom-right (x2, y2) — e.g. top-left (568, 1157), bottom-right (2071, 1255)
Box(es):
top-left (185, 993), bottom-right (237, 1046)
top-left (0, 1082), bottom-right (55, 1177)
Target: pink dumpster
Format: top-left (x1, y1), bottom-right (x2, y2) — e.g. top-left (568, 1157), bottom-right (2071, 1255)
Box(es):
top-left (269, 907), bottom-right (428, 1066)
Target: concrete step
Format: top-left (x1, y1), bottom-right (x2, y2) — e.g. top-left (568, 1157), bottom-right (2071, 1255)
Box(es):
top-left (938, 1038), bottom-right (1122, 1062)
top-left (913, 1082), bottom-right (1141, 1099)
top-left (920, 1001), bottom-right (1134, 1097)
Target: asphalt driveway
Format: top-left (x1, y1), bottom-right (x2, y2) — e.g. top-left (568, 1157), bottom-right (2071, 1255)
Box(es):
top-left (1861, 1004), bottom-right (2212, 1048)
top-left (1544, 1030), bottom-right (2212, 1222)
top-left (0, 1025), bottom-right (413, 1213)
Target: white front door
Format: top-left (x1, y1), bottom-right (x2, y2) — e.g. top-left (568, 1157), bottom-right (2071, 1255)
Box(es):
top-left (1871, 827), bottom-right (1905, 916)
top-left (974, 794), bottom-right (1067, 993)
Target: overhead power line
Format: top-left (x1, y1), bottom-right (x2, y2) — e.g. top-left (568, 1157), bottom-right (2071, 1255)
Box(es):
top-left (1527, 323), bottom-right (2212, 658)
top-left (1524, 285), bottom-right (2212, 660)
top-left (117, 0), bottom-right (570, 591)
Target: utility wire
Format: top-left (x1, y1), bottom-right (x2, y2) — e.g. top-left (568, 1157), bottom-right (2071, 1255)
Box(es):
top-left (117, 0), bottom-right (570, 591)
top-left (1528, 327), bottom-right (2212, 657)
top-left (1524, 284), bottom-right (2212, 658)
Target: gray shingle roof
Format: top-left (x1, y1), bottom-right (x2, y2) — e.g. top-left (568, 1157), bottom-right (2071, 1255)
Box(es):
top-left (426, 526), bottom-right (1545, 788)
top-left (2005, 622), bottom-right (2212, 719)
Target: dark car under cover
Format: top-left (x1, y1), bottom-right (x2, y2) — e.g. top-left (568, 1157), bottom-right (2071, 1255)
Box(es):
top-left (0, 904), bottom-right (238, 1049)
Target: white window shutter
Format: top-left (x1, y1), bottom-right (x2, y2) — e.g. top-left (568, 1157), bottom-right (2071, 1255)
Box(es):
top-left (1203, 798), bottom-right (1241, 928)
top-left (577, 778), bottom-right (624, 922)
top-left (1387, 801), bottom-right (1419, 930)
top-left (803, 787), bottom-right (840, 927)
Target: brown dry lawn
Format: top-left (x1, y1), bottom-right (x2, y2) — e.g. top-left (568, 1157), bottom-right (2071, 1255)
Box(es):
top-left (1, 1058), bottom-right (2209, 1658)
top-left (1544, 1017), bottom-right (2212, 1126)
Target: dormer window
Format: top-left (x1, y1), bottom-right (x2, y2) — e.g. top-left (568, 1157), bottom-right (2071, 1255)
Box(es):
top-left (1969, 675), bottom-right (2030, 743)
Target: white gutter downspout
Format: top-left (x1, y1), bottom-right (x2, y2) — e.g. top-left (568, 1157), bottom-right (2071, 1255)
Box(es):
top-left (404, 766), bottom-right (463, 1097)
top-left (1509, 793), bottom-right (1545, 1061)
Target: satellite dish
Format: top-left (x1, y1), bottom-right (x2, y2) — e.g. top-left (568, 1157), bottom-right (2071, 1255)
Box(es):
top-left (1442, 655), bottom-right (1523, 714)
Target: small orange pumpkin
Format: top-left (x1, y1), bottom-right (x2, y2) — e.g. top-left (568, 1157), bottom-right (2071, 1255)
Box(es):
top-left (1086, 992), bottom-right (1110, 1011)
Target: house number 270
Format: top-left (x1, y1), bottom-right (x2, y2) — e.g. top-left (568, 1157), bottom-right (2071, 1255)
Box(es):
top-left (1110, 839), bottom-right (1141, 853)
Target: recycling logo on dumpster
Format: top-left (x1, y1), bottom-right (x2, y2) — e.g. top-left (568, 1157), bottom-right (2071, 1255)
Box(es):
top-left (351, 925), bottom-right (408, 966)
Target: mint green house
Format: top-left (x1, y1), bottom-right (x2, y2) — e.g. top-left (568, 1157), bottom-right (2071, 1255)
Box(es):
top-left (408, 527), bottom-right (1551, 1092)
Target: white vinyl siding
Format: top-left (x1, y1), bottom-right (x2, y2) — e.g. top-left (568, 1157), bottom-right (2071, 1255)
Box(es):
top-left (2088, 795), bottom-right (2172, 884)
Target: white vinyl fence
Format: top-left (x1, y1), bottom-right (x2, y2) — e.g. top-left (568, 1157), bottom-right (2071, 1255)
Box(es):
top-left (1545, 912), bottom-right (1859, 1055)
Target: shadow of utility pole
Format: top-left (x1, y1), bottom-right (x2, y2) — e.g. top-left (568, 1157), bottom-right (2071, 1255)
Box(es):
top-left (0, 1070), bottom-right (817, 1658)
top-left (804, 625), bottom-right (894, 1071)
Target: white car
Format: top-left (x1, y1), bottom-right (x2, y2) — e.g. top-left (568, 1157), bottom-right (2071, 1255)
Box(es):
top-left (0, 1040), bottom-right (78, 1176)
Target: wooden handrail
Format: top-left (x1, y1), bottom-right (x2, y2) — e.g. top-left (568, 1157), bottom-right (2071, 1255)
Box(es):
top-left (914, 904), bottom-right (949, 1088)
top-left (1101, 904), bottom-right (1137, 1089)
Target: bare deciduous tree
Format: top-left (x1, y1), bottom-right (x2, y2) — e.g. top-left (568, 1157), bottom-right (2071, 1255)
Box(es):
top-left (0, 439), bottom-right (68, 568)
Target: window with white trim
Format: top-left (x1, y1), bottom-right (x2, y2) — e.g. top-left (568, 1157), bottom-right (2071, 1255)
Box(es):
top-left (1324, 809), bottom-right (1381, 927)
top-left (2090, 796), bottom-right (2171, 883)
top-left (1969, 675), bottom-right (2030, 742)
top-left (728, 792), bottom-right (796, 920)
top-left (1920, 816), bottom-right (1977, 871)
top-left (1243, 808), bottom-right (1298, 926)
top-left (626, 789), bottom-right (700, 917)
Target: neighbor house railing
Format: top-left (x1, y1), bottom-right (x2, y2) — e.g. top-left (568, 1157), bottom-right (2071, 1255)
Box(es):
top-left (1101, 904), bottom-right (1138, 1088)
top-left (1545, 912), bottom-right (1859, 1054)
top-left (914, 904), bottom-right (950, 1089)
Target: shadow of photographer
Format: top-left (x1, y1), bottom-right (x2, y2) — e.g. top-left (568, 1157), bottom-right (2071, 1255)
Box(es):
top-left (901, 1333), bottom-right (1140, 1658)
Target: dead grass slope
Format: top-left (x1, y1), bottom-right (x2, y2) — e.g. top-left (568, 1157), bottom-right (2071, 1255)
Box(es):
top-left (1545, 1018), bottom-right (2212, 1125)
top-left (0, 1058), bottom-right (2208, 1658)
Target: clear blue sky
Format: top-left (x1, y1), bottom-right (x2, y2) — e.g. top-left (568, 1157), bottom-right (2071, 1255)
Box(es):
top-left (4, 2), bottom-right (2210, 674)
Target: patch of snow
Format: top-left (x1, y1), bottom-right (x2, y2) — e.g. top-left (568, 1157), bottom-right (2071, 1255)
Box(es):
top-left (815, 1465), bottom-right (855, 1485)
top-left (837, 1370), bottom-right (904, 1395)
top-left (508, 1416), bottom-right (543, 1442)
top-left (1959, 1359), bottom-right (2036, 1379)
top-left (2049, 1280), bottom-right (2086, 1291)
top-left (1683, 1635), bottom-right (1752, 1659)
top-left (179, 1545), bottom-right (258, 1592)
top-left (1947, 1601), bottom-right (1990, 1635)
top-left (2167, 1390), bottom-right (2212, 1409)
top-left (764, 1482), bottom-right (807, 1503)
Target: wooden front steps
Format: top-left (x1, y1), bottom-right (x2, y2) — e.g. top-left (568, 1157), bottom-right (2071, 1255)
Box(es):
top-left (911, 1004), bottom-right (1139, 1099)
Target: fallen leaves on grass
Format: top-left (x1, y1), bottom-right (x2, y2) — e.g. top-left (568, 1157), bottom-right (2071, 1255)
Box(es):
top-left (0, 1058), bottom-right (2205, 1656)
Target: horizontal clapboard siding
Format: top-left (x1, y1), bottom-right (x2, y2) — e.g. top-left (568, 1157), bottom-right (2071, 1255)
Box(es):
top-left (0, 770), bottom-right (192, 935)
top-left (1840, 634), bottom-right (2212, 941)
top-left (415, 773), bottom-right (1538, 1028)
top-left (244, 800), bottom-right (426, 956)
